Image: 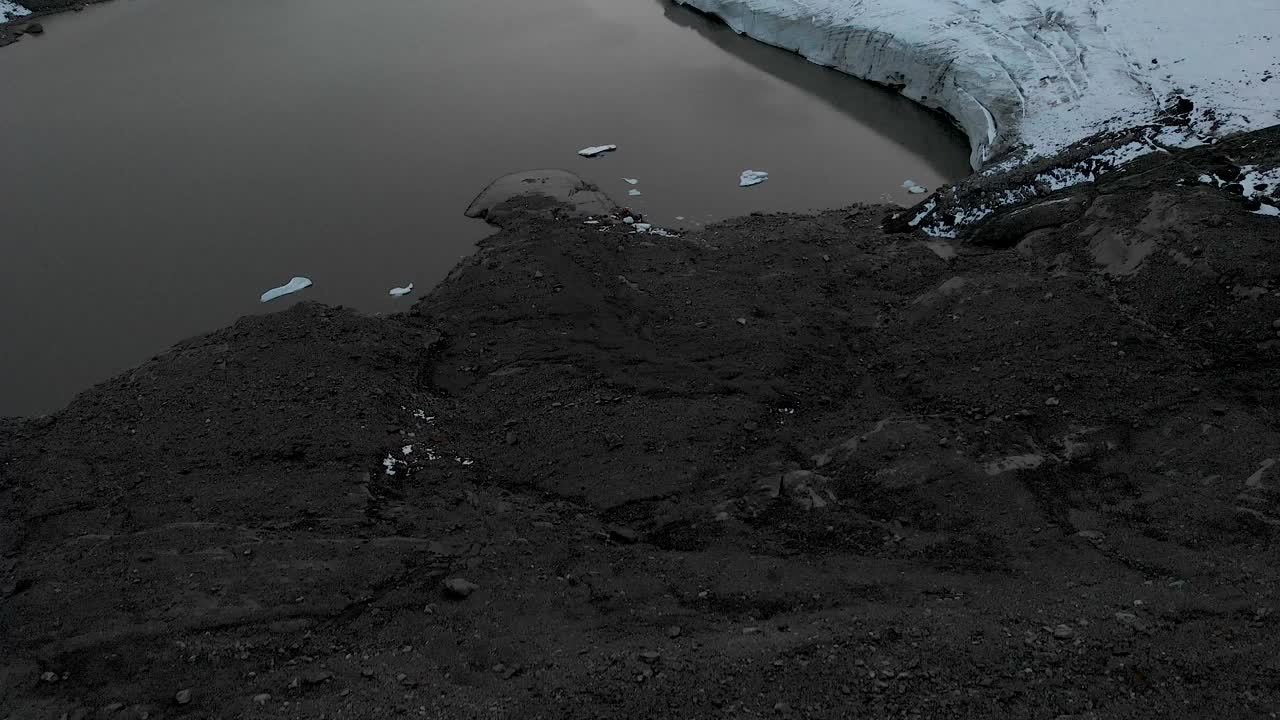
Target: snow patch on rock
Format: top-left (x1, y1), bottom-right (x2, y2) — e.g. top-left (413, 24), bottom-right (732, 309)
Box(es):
top-left (675, 0), bottom-right (1278, 170)
top-left (1, 1), bottom-right (30, 20)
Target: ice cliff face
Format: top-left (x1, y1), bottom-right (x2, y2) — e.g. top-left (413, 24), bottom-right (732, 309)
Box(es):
top-left (675, 0), bottom-right (1279, 170)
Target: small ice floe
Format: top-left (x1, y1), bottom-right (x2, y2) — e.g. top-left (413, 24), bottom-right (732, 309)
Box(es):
top-left (739, 170), bottom-right (769, 187)
top-left (578, 145), bottom-right (617, 158)
top-left (623, 178), bottom-right (638, 185)
top-left (389, 283), bottom-right (414, 297)
top-left (628, 189), bottom-right (642, 197)
top-left (902, 179), bottom-right (928, 194)
top-left (259, 276), bottom-right (312, 303)
top-left (674, 215), bottom-right (685, 220)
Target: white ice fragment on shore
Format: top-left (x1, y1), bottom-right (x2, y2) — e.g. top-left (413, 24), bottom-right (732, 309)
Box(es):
top-left (1255, 204), bottom-right (1280, 217)
top-left (584, 220), bottom-right (600, 224)
top-left (383, 455), bottom-right (400, 476)
top-left (902, 179), bottom-right (928, 194)
top-left (628, 189), bottom-right (642, 197)
top-left (402, 445), bottom-right (413, 455)
top-left (578, 145), bottom-right (617, 158)
top-left (739, 170), bottom-right (769, 187)
top-left (259, 277), bottom-right (312, 303)
top-left (412, 409), bottom-right (436, 421)
top-left (0, 1), bottom-right (30, 19)
top-left (389, 283), bottom-right (414, 297)
top-left (623, 216), bottom-right (635, 224)
top-left (633, 223), bottom-right (652, 233)
top-left (623, 178), bottom-right (638, 185)
top-left (907, 200), bottom-right (936, 228)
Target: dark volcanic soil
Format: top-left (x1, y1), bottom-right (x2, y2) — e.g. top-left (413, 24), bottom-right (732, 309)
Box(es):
top-left (3, 127), bottom-right (1280, 719)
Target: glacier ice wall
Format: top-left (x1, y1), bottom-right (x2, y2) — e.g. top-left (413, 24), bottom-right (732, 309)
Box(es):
top-left (675, 0), bottom-right (1279, 170)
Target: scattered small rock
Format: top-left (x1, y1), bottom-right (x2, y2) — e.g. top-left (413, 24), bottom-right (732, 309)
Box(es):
top-left (607, 525), bottom-right (639, 544)
top-left (443, 578), bottom-right (480, 598)
top-left (40, 671), bottom-right (58, 683)
top-left (1052, 623), bottom-right (1075, 639)
top-left (667, 625), bottom-right (682, 638)
top-left (252, 693), bottom-right (271, 705)
top-left (639, 650), bottom-right (661, 663)
top-left (174, 689), bottom-right (191, 705)
top-left (1045, 397), bottom-right (1061, 406)
top-left (303, 670), bottom-right (333, 685)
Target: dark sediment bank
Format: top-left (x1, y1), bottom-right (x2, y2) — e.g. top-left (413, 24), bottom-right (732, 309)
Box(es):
top-left (3, 127), bottom-right (1280, 718)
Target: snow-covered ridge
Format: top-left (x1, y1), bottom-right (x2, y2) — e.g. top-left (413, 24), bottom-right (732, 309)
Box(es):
top-left (675, 0), bottom-right (1278, 171)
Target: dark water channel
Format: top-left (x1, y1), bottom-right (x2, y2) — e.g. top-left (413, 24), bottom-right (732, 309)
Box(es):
top-left (0, 0), bottom-right (969, 415)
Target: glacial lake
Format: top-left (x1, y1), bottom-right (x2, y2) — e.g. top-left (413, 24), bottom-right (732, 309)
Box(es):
top-left (0, 0), bottom-right (969, 415)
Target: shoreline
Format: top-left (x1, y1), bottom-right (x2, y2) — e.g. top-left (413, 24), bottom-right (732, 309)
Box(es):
top-left (3, 126), bottom-right (1280, 717)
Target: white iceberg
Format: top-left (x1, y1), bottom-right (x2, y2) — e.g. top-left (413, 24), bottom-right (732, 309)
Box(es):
top-left (389, 283), bottom-right (414, 297)
top-left (676, 0), bottom-right (1278, 170)
top-left (628, 189), bottom-right (642, 197)
top-left (578, 144), bottom-right (617, 158)
top-left (259, 277), bottom-right (312, 303)
top-left (739, 170), bottom-right (769, 187)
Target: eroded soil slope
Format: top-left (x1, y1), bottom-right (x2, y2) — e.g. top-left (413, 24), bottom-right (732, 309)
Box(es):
top-left (3, 128), bottom-right (1280, 719)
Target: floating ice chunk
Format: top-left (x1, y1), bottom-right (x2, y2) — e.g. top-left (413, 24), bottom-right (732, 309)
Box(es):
top-left (584, 220), bottom-right (600, 225)
top-left (259, 276), bottom-right (312, 303)
top-left (578, 145), bottom-right (617, 158)
top-left (628, 189), bottom-right (642, 197)
top-left (389, 283), bottom-right (414, 297)
top-left (623, 178), bottom-right (638, 185)
top-left (902, 179), bottom-right (928, 194)
top-left (1255, 203), bottom-right (1280, 217)
top-left (0, 1), bottom-right (30, 19)
top-left (633, 223), bottom-right (652, 233)
top-left (739, 170), bottom-right (769, 187)
top-left (674, 216), bottom-right (685, 220)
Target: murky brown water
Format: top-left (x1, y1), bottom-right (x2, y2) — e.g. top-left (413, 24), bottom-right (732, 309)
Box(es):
top-left (0, 0), bottom-right (969, 416)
